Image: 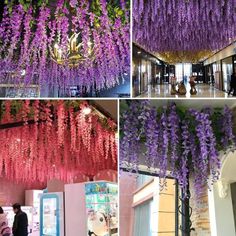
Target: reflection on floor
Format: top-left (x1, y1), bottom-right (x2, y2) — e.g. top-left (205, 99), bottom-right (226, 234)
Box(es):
top-left (98, 77), bottom-right (130, 98)
top-left (137, 84), bottom-right (228, 98)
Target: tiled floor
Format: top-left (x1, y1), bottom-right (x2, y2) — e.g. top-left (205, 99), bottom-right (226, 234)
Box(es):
top-left (137, 84), bottom-right (229, 98)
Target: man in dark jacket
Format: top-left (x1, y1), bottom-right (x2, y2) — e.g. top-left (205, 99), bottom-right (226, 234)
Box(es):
top-left (228, 72), bottom-right (236, 96)
top-left (12, 203), bottom-right (28, 236)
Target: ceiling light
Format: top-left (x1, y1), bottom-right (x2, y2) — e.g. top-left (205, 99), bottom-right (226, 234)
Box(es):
top-left (82, 107), bottom-right (92, 115)
top-left (137, 51), bottom-right (141, 54)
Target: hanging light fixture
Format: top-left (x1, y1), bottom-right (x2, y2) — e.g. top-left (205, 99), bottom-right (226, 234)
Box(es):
top-left (50, 33), bottom-right (95, 67)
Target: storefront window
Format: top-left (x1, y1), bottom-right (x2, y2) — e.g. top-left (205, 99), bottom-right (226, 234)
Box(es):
top-left (132, 58), bottom-right (141, 97)
top-left (132, 175), bottom-right (177, 236)
top-left (233, 55), bottom-right (236, 73)
top-left (175, 63), bottom-right (192, 82)
top-left (222, 57), bottom-right (233, 92)
top-left (137, 174), bottom-right (153, 188)
top-left (134, 200), bottom-right (153, 236)
top-left (212, 61), bottom-right (222, 90)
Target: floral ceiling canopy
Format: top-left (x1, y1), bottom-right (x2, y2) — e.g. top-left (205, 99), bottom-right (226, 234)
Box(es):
top-left (0, 0), bottom-right (130, 91)
top-left (133, 0), bottom-right (236, 63)
top-left (0, 100), bottom-right (117, 186)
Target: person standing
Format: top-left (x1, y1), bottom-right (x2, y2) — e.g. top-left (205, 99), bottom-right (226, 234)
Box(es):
top-left (228, 72), bottom-right (236, 96)
top-left (12, 203), bottom-right (28, 236)
top-left (0, 207), bottom-right (11, 236)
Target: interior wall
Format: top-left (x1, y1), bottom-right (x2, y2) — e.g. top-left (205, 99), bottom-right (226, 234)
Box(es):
top-left (94, 169), bottom-right (118, 182)
top-left (230, 183), bottom-right (236, 231)
top-left (209, 184), bottom-right (235, 236)
top-left (0, 178), bottom-right (26, 206)
top-left (119, 172), bottom-right (137, 236)
top-left (47, 179), bottom-right (65, 193)
top-left (204, 43), bottom-right (236, 65)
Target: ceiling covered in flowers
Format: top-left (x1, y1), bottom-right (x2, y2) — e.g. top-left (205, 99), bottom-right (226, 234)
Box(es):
top-left (0, 100), bottom-right (117, 186)
top-left (0, 0), bottom-right (130, 92)
top-left (133, 0), bottom-right (236, 63)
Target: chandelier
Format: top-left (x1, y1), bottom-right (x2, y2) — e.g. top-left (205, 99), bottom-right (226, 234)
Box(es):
top-left (0, 0), bottom-right (130, 91)
top-left (50, 33), bottom-right (95, 67)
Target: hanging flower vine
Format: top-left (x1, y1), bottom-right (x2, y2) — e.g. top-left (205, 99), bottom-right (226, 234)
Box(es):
top-left (120, 100), bottom-right (235, 199)
top-left (0, 0), bottom-right (130, 93)
top-left (133, 0), bottom-right (236, 59)
top-left (0, 100), bottom-right (117, 186)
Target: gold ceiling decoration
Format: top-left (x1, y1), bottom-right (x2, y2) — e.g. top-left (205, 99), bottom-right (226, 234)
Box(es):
top-left (155, 50), bottom-right (214, 64)
top-left (50, 33), bottom-right (95, 67)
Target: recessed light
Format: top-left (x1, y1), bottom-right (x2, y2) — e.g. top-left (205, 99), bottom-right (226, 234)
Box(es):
top-left (137, 51), bottom-right (141, 54)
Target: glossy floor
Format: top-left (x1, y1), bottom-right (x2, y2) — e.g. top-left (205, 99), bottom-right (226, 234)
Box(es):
top-left (136, 84), bottom-right (229, 98)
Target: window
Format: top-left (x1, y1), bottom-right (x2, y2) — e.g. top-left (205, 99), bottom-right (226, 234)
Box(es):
top-left (134, 200), bottom-right (153, 236)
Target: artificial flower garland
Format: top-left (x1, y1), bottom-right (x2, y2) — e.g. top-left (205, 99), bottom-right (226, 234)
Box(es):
top-left (120, 100), bottom-right (235, 199)
top-left (133, 0), bottom-right (236, 59)
top-left (0, 0), bottom-right (130, 93)
top-left (0, 100), bottom-right (117, 186)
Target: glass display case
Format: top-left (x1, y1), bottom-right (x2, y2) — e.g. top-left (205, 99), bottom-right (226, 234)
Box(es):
top-left (25, 190), bottom-right (43, 233)
top-left (65, 181), bottom-right (118, 236)
top-left (85, 182), bottom-right (118, 236)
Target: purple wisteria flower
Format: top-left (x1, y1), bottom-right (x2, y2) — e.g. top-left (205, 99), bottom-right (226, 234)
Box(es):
top-left (120, 100), bottom-right (236, 200)
top-left (133, 0), bottom-right (236, 53)
top-left (0, 0), bottom-right (130, 92)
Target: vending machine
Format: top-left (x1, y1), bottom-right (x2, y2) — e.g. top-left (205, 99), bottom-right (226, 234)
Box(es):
top-left (65, 181), bottom-right (118, 236)
top-left (40, 192), bottom-right (64, 236)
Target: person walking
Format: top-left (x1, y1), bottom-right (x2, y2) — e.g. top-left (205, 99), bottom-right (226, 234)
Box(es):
top-left (12, 203), bottom-right (28, 236)
top-left (228, 72), bottom-right (236, 96)
top-left (0, 207), bottom-right (11, 236)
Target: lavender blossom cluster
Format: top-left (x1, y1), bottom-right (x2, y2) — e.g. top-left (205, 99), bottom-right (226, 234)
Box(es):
top-left (0, 0), bottom-right (130, 92)
top-left (120, 100), bottom-right (235, 199)
top-left (133, 0), bottom-right (236, 53)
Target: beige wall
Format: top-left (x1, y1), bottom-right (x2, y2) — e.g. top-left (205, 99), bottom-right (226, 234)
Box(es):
top-left (158, 179), bottom-right (176, 236)
top-left (0, 178), bottom-right (27, 206)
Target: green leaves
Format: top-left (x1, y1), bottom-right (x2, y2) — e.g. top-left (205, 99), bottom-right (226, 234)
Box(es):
top-left (5, 0), bottom-right (49, 12)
